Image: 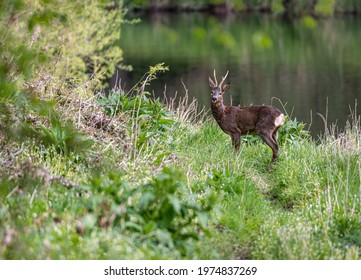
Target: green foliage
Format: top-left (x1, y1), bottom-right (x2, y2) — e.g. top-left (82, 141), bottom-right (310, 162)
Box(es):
top-left (79, 167), bottom-right (216, 256)
top-left (0, 0), bottom-right (122, 159)
top-left (0, 0), bottom-right (127, 259)
top-left (314, 0), bottom-right (335, 15)
top-left (252, 32), bottom-right (273, 50)
top-left (98, 64), bottom-right (175, 150)
top-left (278, 116), bottom-right (310, 144)
top-left (0, 0), bottom-right (56, 100)
top-left (2, 90), bottom-right (361, 259)
top-left (32, 0), bottom-right (125, 88)
top-left (17, 113), bottom-right (94, 156)
top-left (0, 0), bottom-right (52, 148)
top-left (271, 0), bottom-right (284, 13)
top-left (176, 114), bottom-right (361, 259)
top-left (302, 16), bottom-right (317, 29)
top-left (252, 126), bottom-right (361, 259)
top-left (206, 168), bottom-right (269, 233)
top-left (102, 90), bottom-right (175, 149)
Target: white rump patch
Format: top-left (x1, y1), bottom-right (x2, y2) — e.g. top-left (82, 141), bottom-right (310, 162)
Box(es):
top-left (274, 114), bottom-right (285, 127)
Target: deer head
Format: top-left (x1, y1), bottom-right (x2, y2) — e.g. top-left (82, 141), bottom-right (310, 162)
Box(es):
top-left (209, 70), bottom-right (230, 103)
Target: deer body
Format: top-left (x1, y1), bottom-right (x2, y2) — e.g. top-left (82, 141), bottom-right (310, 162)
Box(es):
top-left (209, 71), bottom-right (285, 169)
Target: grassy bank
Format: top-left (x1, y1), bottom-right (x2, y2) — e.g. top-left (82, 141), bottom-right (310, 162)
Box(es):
top-left (2, 68), bottom-right (361, 259)
top-left (1, 0), bottom-right (361, 259)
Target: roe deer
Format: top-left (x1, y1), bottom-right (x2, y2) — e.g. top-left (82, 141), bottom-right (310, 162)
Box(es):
top-left (208, 70), bottom-right (285, 170)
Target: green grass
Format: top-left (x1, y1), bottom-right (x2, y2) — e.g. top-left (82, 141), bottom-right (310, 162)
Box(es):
top-left (1, 89), bottom-right (361, 259)
top-left (1, 60), bottom-right (360, 259)
top-left (171, 115), bottom-right (361, 259)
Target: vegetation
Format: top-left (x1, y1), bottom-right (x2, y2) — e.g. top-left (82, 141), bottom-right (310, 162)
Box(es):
top-left (1, 0), bottom-right (361, 260)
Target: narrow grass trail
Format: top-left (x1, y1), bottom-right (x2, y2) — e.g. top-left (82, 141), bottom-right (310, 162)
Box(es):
top-left (175, 118), bottom-right (361, 259)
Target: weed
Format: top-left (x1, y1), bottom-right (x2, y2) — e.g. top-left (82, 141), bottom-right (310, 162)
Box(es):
top-left (13, 112), bottom-right (93, 157)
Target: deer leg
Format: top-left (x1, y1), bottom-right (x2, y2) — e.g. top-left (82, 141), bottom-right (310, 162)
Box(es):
top-left (231, 133), bottom-right (241, 151)
top-left (272, 126), bottom-right (280, 143)
top-left (258, 131), bottom-right (279, 170)
top-left (271, 127), bottom-right (282, 165)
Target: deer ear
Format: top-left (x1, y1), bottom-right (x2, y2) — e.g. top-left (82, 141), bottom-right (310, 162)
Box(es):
top-left (209, 77), bottom-right (216, 88)
top-left (222, 83), bottom-right (230, 93)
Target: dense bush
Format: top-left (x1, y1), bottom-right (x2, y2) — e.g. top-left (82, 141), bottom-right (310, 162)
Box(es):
top-left (0, 0), bottom-right (124, 155)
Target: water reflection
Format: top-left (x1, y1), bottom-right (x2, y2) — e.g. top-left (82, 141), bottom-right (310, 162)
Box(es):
top-left (113, 13), bottom-right (361, 137)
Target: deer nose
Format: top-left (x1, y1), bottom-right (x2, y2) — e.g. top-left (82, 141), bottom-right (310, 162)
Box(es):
top-left (212, 96), bottom-right (217, 102)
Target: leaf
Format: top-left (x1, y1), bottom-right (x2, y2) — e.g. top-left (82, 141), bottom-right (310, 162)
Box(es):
top-left (139, 192), bottom-right (155, 211)
top-left (158, 118), bottom-right (174, 125)
top-left (28, 10), bottom-right (65, 31)
top-left (196, 211), bottom-right (209, 229)
top-left (155, 229), bottom-right (174, 248)
top-left (124, 221), bottom-right (143, 232)
top-left (167, 194), bottom-right (181, 215)
top-left (143, 221), bottom-right (157, 234)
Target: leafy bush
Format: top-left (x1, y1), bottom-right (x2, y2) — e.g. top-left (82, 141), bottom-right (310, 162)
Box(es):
top-left (1, 0), bottom-right (122, 152)
top-left (32, 0), bottom-right (125, 88)
top-left (278, 115), bottom-right (310, 144)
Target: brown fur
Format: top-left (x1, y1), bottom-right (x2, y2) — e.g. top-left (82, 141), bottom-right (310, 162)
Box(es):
top-left (209, 71), bottom-right (285, 170)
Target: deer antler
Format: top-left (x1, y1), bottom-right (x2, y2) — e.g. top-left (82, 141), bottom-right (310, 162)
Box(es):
top-left (219, 71), bottom-right (229, 88)
top-left (213, 69), bottom-right (218, 85)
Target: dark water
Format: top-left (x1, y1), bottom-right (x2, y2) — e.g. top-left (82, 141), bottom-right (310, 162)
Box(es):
top-left (113, 13), bottom-right (361, 137)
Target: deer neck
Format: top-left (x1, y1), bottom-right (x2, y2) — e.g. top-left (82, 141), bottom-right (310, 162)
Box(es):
top-left (211, 100), bottom-right (225, 123)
